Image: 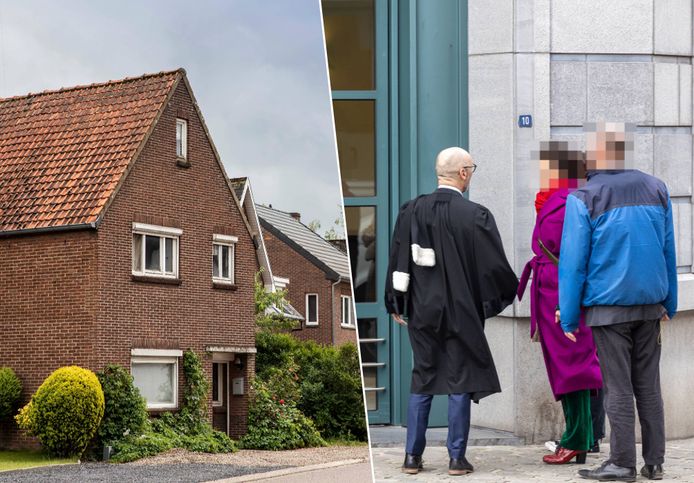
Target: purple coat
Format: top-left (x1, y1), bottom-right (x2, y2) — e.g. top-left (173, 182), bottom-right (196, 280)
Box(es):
top-left (518, 189), bottom-right (602, 400)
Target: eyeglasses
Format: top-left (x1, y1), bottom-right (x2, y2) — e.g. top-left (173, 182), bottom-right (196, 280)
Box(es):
top-left (461, 164), bottom-right (477, 173)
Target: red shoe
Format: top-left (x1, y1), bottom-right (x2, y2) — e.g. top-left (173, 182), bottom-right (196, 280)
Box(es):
top-left (542, 447), bottom-right (587, 464)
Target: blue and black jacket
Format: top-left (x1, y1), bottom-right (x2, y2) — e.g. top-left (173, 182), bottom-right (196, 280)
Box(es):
top-left (558, 169), bottom-right (678, 332)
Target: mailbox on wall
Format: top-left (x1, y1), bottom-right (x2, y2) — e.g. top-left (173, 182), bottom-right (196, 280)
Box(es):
top-left (232, 377), bottom-right (244, 395)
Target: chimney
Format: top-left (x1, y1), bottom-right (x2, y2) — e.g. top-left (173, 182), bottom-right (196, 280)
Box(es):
top-left (289, 212), bottom-right (301, 221)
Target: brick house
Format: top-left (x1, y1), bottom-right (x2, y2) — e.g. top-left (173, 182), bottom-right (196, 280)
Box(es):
top-left (0, 69), bottom-right (258, 447)
top-left (252, 201), bottom-right (355, 346)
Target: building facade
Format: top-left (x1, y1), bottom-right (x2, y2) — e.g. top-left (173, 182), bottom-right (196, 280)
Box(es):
top-left (324, 0), bottom-right (694, 442)
top-left (0, 70), bottom-right (257, 447)
top-left (257, 205), bottom-right (356, 346)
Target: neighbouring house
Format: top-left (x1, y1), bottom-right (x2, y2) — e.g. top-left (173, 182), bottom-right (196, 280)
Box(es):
top-left (229, 176), bottom-right (305, 321)
top-left (254, 203), bottom-right (355, 346)
top-left (0, 69), bottom-right (258, 448)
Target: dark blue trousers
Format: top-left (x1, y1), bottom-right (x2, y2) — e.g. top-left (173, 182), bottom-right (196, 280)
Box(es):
top-left (405, 393), bottom-right (472, 459)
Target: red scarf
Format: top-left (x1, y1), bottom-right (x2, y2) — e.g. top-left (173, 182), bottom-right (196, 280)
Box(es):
top-left (535, 189), bottom-right (559, 214)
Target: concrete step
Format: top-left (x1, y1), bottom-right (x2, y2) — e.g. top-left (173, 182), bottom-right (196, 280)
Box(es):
top-left (368, 425), bottom-right (525, 448)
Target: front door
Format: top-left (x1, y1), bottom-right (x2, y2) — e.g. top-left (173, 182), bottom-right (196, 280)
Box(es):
top-left (212, 362), bottom-right (228, 434)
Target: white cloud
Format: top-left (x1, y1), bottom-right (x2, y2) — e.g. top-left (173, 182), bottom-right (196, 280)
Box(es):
top-left (0, 0), bottom-right (343, 233)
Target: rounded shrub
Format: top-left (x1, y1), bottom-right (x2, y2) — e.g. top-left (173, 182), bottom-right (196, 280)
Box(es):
top-left (94, 364), bottom-right (147, 449)
top-left (0, 367), bottom-right (22, 420)
top-left (16, 366), bottom-right (105, 457)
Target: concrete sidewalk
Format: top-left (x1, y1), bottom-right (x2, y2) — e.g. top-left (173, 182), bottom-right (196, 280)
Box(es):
top-left (207, 459), bottom-right (373, 482)
top-left (371, 438), bottom-right (694, 482)
top-left (369, 425), bottom-right (524, 448)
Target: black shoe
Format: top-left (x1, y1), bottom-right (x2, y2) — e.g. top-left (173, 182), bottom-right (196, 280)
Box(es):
top-left (589, 441), bottom-right (600, 453)
top-left (640, 464), bottom-right (664, 480)
top-left (402, 453), bottom-right (423, 474)
top-left (578, 461), bottom-right (637, 482)
top-left (449, 456), bottom-right (474, 476)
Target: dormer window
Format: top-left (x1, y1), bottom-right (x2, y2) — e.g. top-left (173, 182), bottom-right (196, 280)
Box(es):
top-left (176, 119), bottom-right (187, 159)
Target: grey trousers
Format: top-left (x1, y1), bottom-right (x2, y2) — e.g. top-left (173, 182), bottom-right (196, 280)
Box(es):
top-left (592, 319), bottom-right (665, 467)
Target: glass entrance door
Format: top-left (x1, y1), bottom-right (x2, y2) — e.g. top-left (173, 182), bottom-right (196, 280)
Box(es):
top-left (323, 0), bottom-right (391, 424)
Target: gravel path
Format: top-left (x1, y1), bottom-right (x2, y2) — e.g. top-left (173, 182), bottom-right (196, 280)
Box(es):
top-left (131, 445), bottom-right (370, 467)
top-left (0, 445), bottom-right (370, 483)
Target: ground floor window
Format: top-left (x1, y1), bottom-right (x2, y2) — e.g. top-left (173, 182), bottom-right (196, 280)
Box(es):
top-left (131, 349), bottom-right (182, 409)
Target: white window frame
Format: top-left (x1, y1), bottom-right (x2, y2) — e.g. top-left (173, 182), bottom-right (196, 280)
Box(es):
top-left (212, 362), bottom-right (224, 407)
top-left (131, 353), bottom-right (180, 410)
top-left (341, 295), bottom-right (355, 327)
top-left (305, 293), bottom-right (319, 326)
top-left (132, 223), bottom-right (182, 279)
top-left (212, 234), bottom-right (238, 284)
top-left (176, 118), bottom-right (188, 159)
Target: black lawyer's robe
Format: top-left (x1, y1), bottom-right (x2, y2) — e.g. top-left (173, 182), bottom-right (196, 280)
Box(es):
top-left (384, 189), bottom-right (518, 402)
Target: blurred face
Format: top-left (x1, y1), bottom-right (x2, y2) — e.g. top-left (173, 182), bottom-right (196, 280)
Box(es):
top-left (537, 143), bottom-right (585, 190)
top-left (585, 123), bottom-right (630, 170)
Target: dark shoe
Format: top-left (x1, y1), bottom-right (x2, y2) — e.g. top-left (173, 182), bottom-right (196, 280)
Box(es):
top-left (578, 461), bottom-right (637, 481)
top-left (640, 464), bottom-right (664, 480)
top-left (589, 441), bottom-right (600, 453)
top-left (448, 456), bottom-right (474, 475)
top-left (543, 447), bottom-right (587, 464)
top-left (402, 453), bottom-right (423, 474)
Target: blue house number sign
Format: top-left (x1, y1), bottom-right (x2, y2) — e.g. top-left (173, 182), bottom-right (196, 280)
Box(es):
top-left (518, 115), bottom-right (533, 128)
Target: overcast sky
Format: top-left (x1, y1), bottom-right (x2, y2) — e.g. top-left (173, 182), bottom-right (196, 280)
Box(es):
top-left (0, 0), bottom-right (344, 234)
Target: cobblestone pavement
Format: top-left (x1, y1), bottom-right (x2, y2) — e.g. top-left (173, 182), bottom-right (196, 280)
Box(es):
top-left (372, 438), bottom-right (694, 482)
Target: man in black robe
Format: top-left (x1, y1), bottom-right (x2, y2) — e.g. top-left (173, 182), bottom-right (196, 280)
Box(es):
top-left (385, 147), bottom-right (518, 476)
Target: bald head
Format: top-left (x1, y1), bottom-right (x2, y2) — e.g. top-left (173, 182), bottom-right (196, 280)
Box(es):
top-left (435, 147), bottom-right (475, 192)
top-left (436, 147), bottom-right (472, 177)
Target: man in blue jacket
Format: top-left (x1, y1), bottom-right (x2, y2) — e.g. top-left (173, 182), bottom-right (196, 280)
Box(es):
top-left (558, 122), bottom-right (676, 482)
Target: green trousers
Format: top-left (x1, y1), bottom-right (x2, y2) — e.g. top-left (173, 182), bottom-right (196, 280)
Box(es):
top-left (559, 389), bottom-right (593, 451)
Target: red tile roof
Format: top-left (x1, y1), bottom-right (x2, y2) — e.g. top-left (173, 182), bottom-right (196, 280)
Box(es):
top-left (0, 69), bottom-right (182, 233)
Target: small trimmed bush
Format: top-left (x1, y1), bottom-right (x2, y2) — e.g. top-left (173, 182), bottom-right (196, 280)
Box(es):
top-left (94, 365), bottom-right (147, 448)
top-left (0, 367), bottom-right (22, 420)
top-left (16, 366), bottom-right (105, 457)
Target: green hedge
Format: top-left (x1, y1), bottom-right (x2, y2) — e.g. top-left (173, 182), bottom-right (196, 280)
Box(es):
top-left (255, 332), bottom-right (367, 442)
top-left (94, 364), bottom-right (148, 449)
top-left (0, 367), bottom-right (22, 420)
top-left (240, 376), bottom-right (325, 450)
top-left (16, 366), bottom-right (105, 457)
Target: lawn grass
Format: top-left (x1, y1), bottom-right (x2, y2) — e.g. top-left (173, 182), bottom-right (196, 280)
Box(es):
top-left (325, 438), bottom-right (369, 447)
top-left (0, 450), bottom-right (77, 472)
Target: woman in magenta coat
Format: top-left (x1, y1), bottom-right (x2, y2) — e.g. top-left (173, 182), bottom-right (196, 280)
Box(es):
top-left (518, 142), bottom-right (603, 465)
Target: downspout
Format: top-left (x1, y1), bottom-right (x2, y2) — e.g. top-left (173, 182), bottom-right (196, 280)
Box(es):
top-left (331, 278), bottom-right (341, 345)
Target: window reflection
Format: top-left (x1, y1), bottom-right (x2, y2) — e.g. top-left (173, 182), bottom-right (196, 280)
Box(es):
top-left (333, 101), bottom-right (376, 197)
top-left (323, 0), bottom-right (375, 90)
top-left (346, 207), bottom-right (376, 302)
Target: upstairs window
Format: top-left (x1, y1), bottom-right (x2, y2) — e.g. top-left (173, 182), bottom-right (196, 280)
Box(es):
top-left (306, 293), bottom-right (319, 326)
top-left (212, 234), bottom-right (237, 284)
top-left (341, 295), bottom-right (355, 327)
top-left (176, 119), bottom-right (188, 159)
top-left (132, 223), bottom-right (182, 279)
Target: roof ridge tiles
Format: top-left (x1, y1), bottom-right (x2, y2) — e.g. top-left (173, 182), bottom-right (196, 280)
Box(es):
top-left (0, 68), bottom-right (184, 104)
